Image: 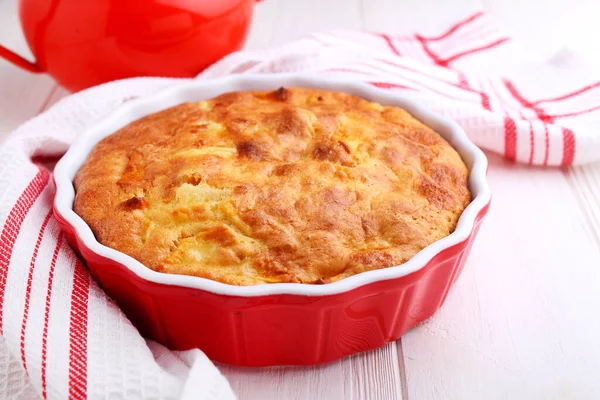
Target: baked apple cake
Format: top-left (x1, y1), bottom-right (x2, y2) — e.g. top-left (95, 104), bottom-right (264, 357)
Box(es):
top-left (74, 87), bottom-right (471, 285)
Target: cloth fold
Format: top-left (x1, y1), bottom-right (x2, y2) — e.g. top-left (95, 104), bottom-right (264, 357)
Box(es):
top-left (1, 9), bottom-right (599, 400)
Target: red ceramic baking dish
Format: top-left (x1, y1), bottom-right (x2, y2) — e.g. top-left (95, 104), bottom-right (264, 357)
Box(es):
top-left (53, 74), bottom-right (491, 367)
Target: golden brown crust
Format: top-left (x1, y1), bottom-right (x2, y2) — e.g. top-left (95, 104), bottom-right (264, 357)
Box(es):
top-left (74, 88), bottom-right (471, 285)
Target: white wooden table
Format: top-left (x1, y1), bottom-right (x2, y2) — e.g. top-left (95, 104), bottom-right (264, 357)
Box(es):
top-left (2, 0), bottom-right (600, 399)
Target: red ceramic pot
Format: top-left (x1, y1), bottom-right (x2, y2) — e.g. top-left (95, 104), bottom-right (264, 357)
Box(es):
top-left (52, 74), bottom-right (492, 367)
top-left (0, 0), bottom-right (255, 91)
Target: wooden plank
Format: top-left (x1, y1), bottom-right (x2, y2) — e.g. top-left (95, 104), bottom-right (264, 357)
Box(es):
top-left (402, 154), bottom-right (600, 399)
top-left (246, 0), bottom-right (363, 48)
top-left (244, 0), bottom-right (281, 50)
top-left (565, 164), bottom-right (600, 252)
top-left (361, 0), bottom-right (481, 34)
top-left (482, 0), bottom-right (600, 65)
top-left (219, 343), bottom-right (402, 400)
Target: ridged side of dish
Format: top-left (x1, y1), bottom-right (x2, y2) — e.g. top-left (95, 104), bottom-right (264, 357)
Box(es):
top-left (74, 87), bottom-right (471, 285)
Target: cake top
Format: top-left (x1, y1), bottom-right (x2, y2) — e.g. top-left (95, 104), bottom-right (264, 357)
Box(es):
top-left (74, 87), bottom-right (471, 285)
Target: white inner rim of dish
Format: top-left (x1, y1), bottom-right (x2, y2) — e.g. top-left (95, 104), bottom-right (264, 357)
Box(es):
top-left (53, 73), bottom-right (491, 297)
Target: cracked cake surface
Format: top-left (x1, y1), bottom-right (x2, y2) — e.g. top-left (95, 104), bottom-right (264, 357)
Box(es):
top-left (73, 87), bottom-right (471, 285)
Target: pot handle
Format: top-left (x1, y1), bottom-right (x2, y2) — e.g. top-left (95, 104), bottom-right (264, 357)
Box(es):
top-left (0, 44), bottom-right (43, 73)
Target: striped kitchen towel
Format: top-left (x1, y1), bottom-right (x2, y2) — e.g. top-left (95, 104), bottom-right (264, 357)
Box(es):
top-left (1, 9), bottom-right (599, 400)
top-left (202, 11), bottom-right (599, 166)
